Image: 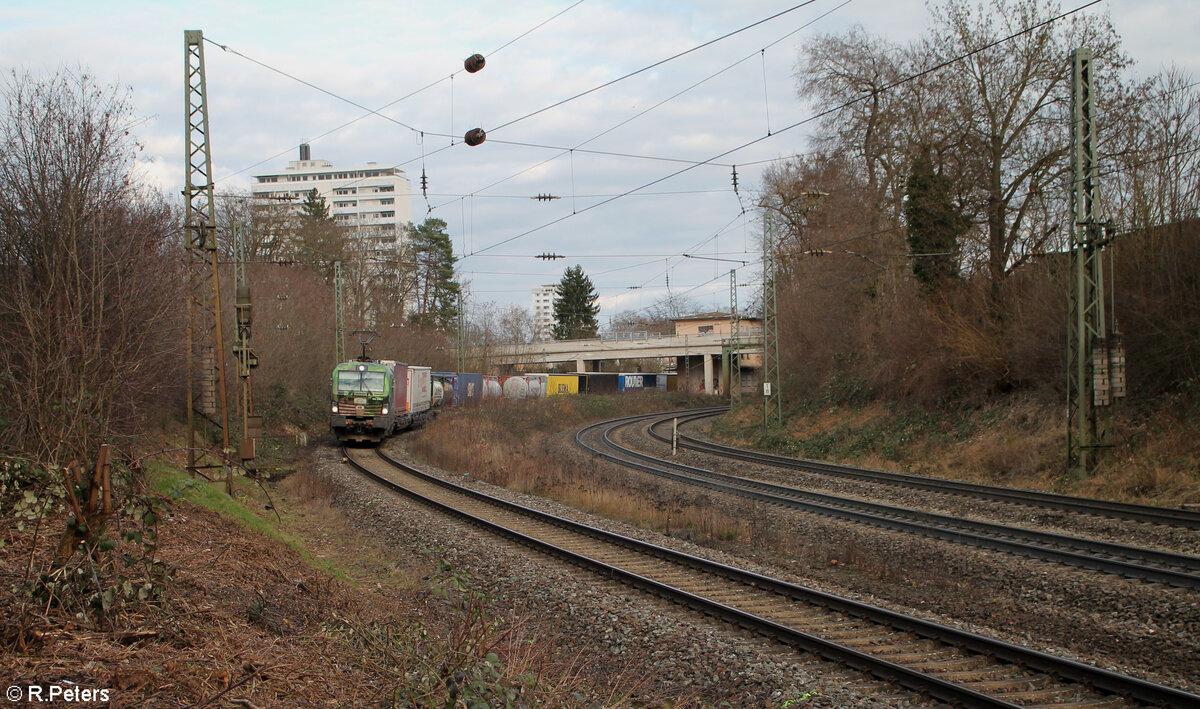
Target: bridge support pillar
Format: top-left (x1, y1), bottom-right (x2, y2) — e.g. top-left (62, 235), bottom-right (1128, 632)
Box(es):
top-left (703, 353), bottom-right (715, 394)
top-left (575, 358), bottom-right (593, 372)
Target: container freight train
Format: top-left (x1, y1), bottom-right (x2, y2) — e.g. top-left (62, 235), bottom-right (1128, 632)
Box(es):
top-left (330, 359), bottom-right (440, 443)
top-left (332, 363), bottom-right (676, 443)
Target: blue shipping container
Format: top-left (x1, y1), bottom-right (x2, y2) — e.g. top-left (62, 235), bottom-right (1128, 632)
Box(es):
top-left (618, 373), bottom-right (650, 392)
top-left (453, 373), bottom-right (486, 406)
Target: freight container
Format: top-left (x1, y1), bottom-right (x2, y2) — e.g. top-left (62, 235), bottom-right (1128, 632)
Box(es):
top-left (618, 373), bottom-right (651, 392)
top-left (434, 373), bottom-right (457, 405)
top-left (584, 372), bottom-right (618, 394)
top-left (547, 374), bottom-right (581, 396)
top-left (382, 360), bottom-right (409, 414)
top-left (484, 375), bottom-right (502, 399)
top-left (453, 373), bottom-right (486, 406)
top-left (526, 373), bottom-right (548, 398)
top-left (502, 375), bottom-right (529, 399)
top-left (405, 366), bottom-right (432, 415)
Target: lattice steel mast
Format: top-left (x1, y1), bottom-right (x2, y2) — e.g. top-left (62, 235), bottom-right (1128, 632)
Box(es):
top-left (762, 211), bottom-right (781, 426)
top-left (233, 222), bottom-right (260, 470)
top-left (334, 260), bottom-right (346, 363)
top-left (728, 268), bottom-right (741, 407)
top-left (184, 29), bottom-right (231, 490)
top-left (1067, 47), bottom-right (1125, 476)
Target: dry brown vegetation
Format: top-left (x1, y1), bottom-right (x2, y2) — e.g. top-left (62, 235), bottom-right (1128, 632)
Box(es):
top-left (0, 70), bottom-right (185, 464)
top-left (406, 395), bottom-right (760, 544)
top-left (0, 450), bottom-right (657, 707)
top-left (765, 1), bottom-right (1200, 421)
top-left (712, 393), bottom-right (1200, 508)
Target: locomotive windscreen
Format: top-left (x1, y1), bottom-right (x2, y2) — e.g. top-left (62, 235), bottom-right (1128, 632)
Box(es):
top-left (336, 370), bottom-right (386, 395)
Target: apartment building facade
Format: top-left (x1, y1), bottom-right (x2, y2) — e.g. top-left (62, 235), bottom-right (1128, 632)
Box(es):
top-left (531, 284), bottom-right (556, 341)
top-left (251, 144), bottom-right (413, 255)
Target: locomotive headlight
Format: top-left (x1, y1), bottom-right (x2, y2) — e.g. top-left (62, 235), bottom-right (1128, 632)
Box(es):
top-left (381, 406), bottom-right (389, 415)
top-left (331, 404), bottom-right (339, 413)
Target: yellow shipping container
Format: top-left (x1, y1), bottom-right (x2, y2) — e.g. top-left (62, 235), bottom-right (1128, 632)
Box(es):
top-left (547, 374), bottom-right (580, 396)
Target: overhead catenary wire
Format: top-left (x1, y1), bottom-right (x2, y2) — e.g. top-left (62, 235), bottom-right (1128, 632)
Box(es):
top-left (425, 0), bottom-right (854, 214)
top-left (211, 1), bottom-right (858, 283)
top-left (485, 1), bottom-right (821, 135)
top-left (211, 1), bottom-right (587, 184)
top-left (211, 1), bottom-right (1138, 321)
top-left (459, 0), bottom-right (1106, 260)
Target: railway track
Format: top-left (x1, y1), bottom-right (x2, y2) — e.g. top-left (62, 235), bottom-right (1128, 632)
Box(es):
top-left (575, 411), bottom-right (1200, 589)
top-left (649, 409), bottom-right (1200, 530)
top-left (342, 441), bottom-right (1200, 708)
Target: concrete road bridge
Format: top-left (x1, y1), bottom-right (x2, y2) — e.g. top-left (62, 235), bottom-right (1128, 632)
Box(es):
top-left (475, 329), bottom-right (764, 395)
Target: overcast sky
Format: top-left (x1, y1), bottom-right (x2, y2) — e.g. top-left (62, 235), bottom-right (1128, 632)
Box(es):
top-left (1, 1), bottom-right (1196, 325)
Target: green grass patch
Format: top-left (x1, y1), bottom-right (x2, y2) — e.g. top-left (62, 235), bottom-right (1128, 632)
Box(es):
top-left (146, 462), bottom-right (348, 582)
top-left (715, 403), bottom-right (971, 465)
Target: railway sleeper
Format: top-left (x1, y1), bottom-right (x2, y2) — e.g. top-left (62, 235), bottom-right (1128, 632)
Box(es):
top-left (866, 638), bottom-right (939, 656)
top-left (697, 590), bottom-right (777, 604)
top-left (997, 685), bottom-right (1104, 704)
top-left (827, 630), bottom-right (909, 648)
top-left (776, 615), bottom-right (861, 631)
top-left (728, 597), bottom-right (796, 611)
top-left (796, 624), bottom-right (886, 641)
top-left (1025, 698), bottom-right (1129, 709)
top-left (937, 667), bottom-right (1044, 684)
top-left (902, 652), bottom-right (991, 672)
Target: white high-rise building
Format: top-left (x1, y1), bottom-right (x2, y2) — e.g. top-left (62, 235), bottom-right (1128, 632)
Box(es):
top-left (251, 144), bottom-right (413, 257)
top-left (532, 284), bottom-right (556, 341)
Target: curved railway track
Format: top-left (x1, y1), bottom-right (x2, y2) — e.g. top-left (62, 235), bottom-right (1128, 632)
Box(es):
top-left (341, 440), bottom-right (1200, 708)
top-left (574, 411), bottom-right (1200, 589)
top-left (649, 409), bottom-right (1200, 531)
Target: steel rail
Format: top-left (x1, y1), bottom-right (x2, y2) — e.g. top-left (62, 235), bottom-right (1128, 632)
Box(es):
top-left (342, 444), bottom-right (1200, 708)
top-left (582, 413), bottom-right (1200, 589)
top-left (651, 410), bottom-right (1200, 530)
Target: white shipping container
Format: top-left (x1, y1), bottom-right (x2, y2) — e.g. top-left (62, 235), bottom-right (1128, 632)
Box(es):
top-left (406, 366), bottom-right (432, 414)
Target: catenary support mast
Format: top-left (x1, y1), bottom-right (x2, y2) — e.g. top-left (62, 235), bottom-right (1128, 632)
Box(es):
top-left (184, 29), bottom-right (232, 492)
top-left (761, 211), bottom-right (781, 426)
top-left (1067, 47), bottom-right (1124, 476)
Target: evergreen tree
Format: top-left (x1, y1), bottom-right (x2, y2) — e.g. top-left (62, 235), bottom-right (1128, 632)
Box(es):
top-left (409, 218), bottom-right (460, 331)
top-left (551, 265), bottom-right (600, 340)
top-left (294, 187), bottom-right (343, 282)
top-left (904, 147), bottom-right (964, 292)
top-left (301, 187), bottom-right (331, 220)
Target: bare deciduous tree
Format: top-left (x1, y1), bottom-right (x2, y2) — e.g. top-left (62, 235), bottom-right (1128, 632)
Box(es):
top-left (0, 70), bottom-right (182, 463)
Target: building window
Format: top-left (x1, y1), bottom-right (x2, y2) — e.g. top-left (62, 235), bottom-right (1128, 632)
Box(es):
top-left (380, 198), bottom-right (393, 205)
top-left (378, 185), bottom-right (394, 192)
top-left (699, 325), bottom-right (714, 334)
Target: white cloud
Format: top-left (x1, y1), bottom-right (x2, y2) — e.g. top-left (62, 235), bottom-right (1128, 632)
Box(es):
top-left (1, 0), bottom-right (1196, 321)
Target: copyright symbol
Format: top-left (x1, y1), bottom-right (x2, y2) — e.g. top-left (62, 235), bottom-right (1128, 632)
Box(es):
top-left (5, 686), bottom-right (21, 702)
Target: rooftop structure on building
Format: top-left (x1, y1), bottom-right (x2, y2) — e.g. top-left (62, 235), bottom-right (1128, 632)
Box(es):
top-left (251, 144), bottom-right (413, 253)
